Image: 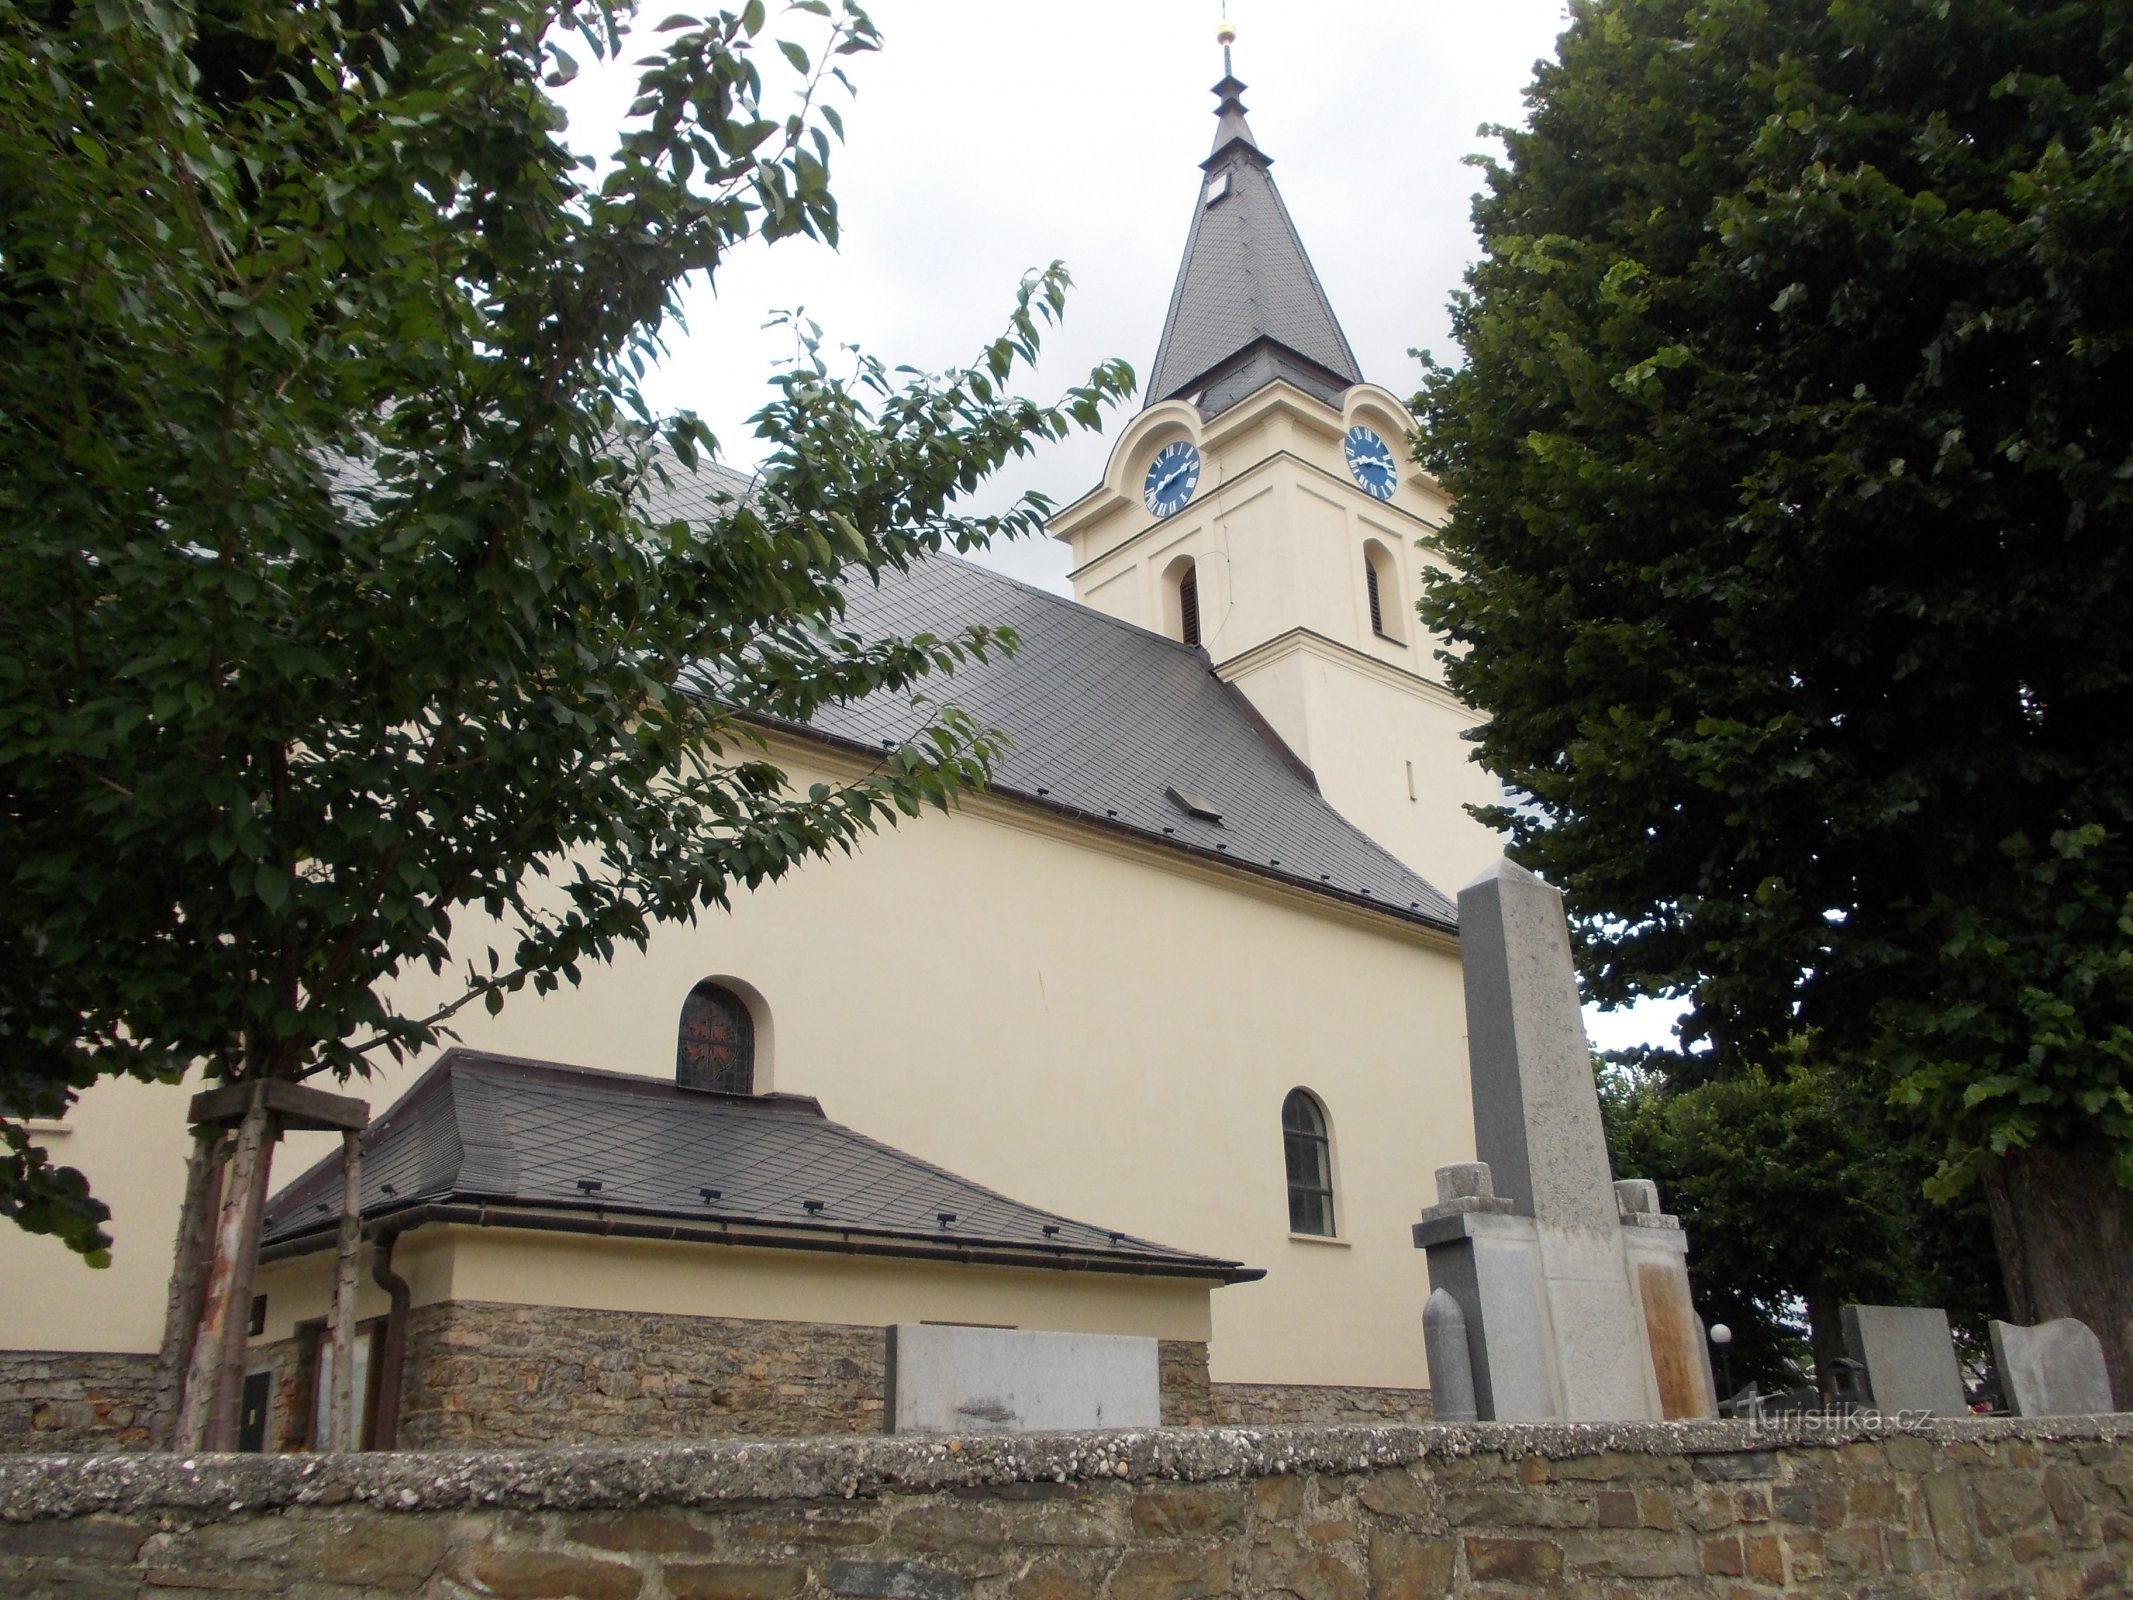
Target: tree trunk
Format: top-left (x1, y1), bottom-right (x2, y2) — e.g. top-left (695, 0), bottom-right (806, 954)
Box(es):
top-left (175, 1089), bottom-right (276, 1451)
top-left (327, 1130), bottom-right (362, 1451)
top-left (1983, 1136), bottom-right (2133, 1409)
top-left (1805, 1277), bottom-right (1844, 1402)
top-left (151, 1130), bottom-right (226, 1449)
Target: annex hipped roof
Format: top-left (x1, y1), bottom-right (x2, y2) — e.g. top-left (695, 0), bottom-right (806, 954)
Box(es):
top-left (262, 1050), bottom-right (1258, 1282)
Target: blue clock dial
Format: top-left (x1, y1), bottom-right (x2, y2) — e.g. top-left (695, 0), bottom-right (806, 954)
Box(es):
top-left (1344, 426), bottom-right (1398, 500)
top-left (1142, 439), bottom-right (1201, 518)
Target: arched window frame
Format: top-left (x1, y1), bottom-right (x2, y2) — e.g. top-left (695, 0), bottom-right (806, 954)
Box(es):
top-left (1363, 539), bottom-right (1404, 644)
top-left (676, 980), bottom-right (758, 1095)
top-left (1281, 1088), bottom-right (1337, 1237)
top-left (1164, 554), bottom-right (1202, 648)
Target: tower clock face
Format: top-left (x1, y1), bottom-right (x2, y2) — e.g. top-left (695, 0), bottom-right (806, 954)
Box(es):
top-left (1143, 439), bottom-right (1201, 518)
top-left (1344, 426), bottom-right (1399, 500)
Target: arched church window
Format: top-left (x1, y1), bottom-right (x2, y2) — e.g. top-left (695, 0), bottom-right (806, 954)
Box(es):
top-left (1364, 541), bottom-right (1403, 643)
top-left (677, 981), bottom-right (755, 1094)
top-left (1165, 556), bottom-right (1202, 648)
top-left (1282, 1088), bottom-right (1336, 1236)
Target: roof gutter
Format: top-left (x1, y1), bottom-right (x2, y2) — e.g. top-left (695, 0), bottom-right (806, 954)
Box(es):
top-left (259, 1201), bottom-right (1266, 1286)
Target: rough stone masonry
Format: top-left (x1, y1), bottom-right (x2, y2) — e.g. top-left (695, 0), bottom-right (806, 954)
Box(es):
top-left (3, 1414), bottom-right (2129, 1598)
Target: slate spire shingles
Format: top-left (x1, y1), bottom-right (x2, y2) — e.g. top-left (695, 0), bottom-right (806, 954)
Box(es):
top-left (1147, 71), bottom-right (1364, 415)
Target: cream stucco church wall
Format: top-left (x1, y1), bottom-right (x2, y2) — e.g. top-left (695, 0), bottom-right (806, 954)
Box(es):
top-left (0, 734), bottom-right (1475, 1391)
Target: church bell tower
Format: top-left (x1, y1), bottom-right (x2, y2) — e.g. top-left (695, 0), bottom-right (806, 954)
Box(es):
top-left (1048, 37), bottom-right (1503, 897)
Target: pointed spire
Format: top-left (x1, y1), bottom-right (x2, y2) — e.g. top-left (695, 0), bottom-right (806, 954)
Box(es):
top-left (1145, 43), bottom-right (1364, 416)
top-left (1209, 16), bottom-right (1256, 158)
top-left (1208, 74), bottom-right (1255, 158)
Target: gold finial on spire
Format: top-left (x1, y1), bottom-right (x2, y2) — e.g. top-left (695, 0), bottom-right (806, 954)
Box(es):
top-left (1217, 3), bottom-right (1236, 75)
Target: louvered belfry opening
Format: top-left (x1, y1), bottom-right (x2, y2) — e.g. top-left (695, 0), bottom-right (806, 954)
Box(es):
top-left (1365, 556), bottom-right (1385, 636)
top-left (1179, 564), bottom-right (1201, 647)
top-left (1282, 1088), bottom-right (1335, 1236)
top-left (677, 981), bottom-right (755, 1094)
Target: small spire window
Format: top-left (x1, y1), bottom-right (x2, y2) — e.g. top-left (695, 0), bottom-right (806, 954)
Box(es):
top-left (1166, 555), bottom-right (1203, 648)
top-left (1363, 540), bottom-right (1404, 644)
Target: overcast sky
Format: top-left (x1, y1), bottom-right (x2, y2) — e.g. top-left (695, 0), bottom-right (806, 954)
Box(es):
top-left (556, 1), bottom-right (1679, 1052)
top-left (557, 0), bottom-right (1575, 595)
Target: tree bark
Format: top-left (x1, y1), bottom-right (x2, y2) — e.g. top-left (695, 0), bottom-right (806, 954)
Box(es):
top-left (175, 1089), bottom-right (276, 1451)
top-left (1983, 1136), bottom-right (2133, 1409)
top-left (151, 1130), bottom-right (226, 1449)
top-left (327, 1130), bottom-right (362, 1451)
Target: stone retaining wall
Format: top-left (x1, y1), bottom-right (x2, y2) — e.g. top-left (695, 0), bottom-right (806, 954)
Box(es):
top-left (397, 1303), bottom-right (1214, 1446)
top-left (0, 1351), bottom-right (157, 1455)
top-left (1211, 1381), bottom-right (1433, 1427)
top-left (3, 1416), bottom-right (2127, 1597)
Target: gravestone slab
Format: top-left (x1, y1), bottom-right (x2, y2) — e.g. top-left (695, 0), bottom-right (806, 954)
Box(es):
top-left (888, 1325), bottom-right (1159, 1434)
top-left (1841, 1304), bottom-right (1967, 1418)
top-left (1990, 1318), bottom-right (2114, 1417)
top-left (1459, 859), bottom-right (1621, 1234)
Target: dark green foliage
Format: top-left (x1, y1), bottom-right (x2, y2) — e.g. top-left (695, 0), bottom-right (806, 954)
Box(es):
top-left (0, 0), bottom-right (1131, 1258)
top-left (1417, 0), bottom-right (2133, 1200)
top-left (1600, 1051), bottom-right (2001, 1389)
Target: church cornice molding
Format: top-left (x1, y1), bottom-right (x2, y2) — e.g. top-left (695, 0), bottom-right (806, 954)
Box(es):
top-left (1051, 379), bottom-right (1442, 549)
top-left (1213, 625), bottom-right (1481, 720)
top-left (741, 719), bottom-right (1461, 951)
top-left (1064, 442), bottom-right (1441, 585)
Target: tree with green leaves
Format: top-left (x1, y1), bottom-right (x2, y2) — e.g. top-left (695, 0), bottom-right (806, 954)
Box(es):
top-left (1599, 1051), bottom-right (2002, 1394)
top-left (0, 0), bottom-right (1129, 1448)
top-left (1418, 0), bottom-right (2133, 1400)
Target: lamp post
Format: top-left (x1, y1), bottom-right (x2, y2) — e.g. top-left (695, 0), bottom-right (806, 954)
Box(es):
top-left (1709, 1323), bottom-right (1735, 1411)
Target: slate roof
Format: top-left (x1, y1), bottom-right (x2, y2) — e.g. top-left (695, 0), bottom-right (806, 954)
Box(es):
top-left (311, 436), bottom-right (1451, 928)
top-left (1147, 74), bottom-right (1364, 415)
top-left (262, 1050), bottom-right (1257, 1281)
top-left (743, 550), bottom-right (1457, 931)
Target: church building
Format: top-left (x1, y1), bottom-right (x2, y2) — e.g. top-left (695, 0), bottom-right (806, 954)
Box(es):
top-left (0, 61), bottom-right (1502, 1451)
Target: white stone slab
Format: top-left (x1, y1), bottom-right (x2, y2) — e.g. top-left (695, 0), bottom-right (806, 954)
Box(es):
top-left (1991, 1318), bottom-right (2115, 1417)
top-left (888, 1325), bottom-right (1160, 1435)
top-left (1536, 1223), bottom-right (1661, 1421)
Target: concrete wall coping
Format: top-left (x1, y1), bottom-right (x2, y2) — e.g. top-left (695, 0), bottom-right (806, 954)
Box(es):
top-left (3, 1415), bottom-right (2127, 1522)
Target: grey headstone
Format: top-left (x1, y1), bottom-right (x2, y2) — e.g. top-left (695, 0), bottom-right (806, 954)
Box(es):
top-left (1424, 1288), bottom-right (1478, 1423)
top-left (1990, 1318), bottom-right (2114, 1417)
top-left (1458, 858), bottom-right (1619, 1232)
top-left (888, 1325), bottom-right (1158, 1434)
top-left (1454, 859), bottom-right (1660, 1421)
top-left (1840, 1304), bottom-right (1967, 1418)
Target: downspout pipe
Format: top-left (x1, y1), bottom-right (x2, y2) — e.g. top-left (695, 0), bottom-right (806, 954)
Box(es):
top-left (367, 1224), bottom-right (413, 1450)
